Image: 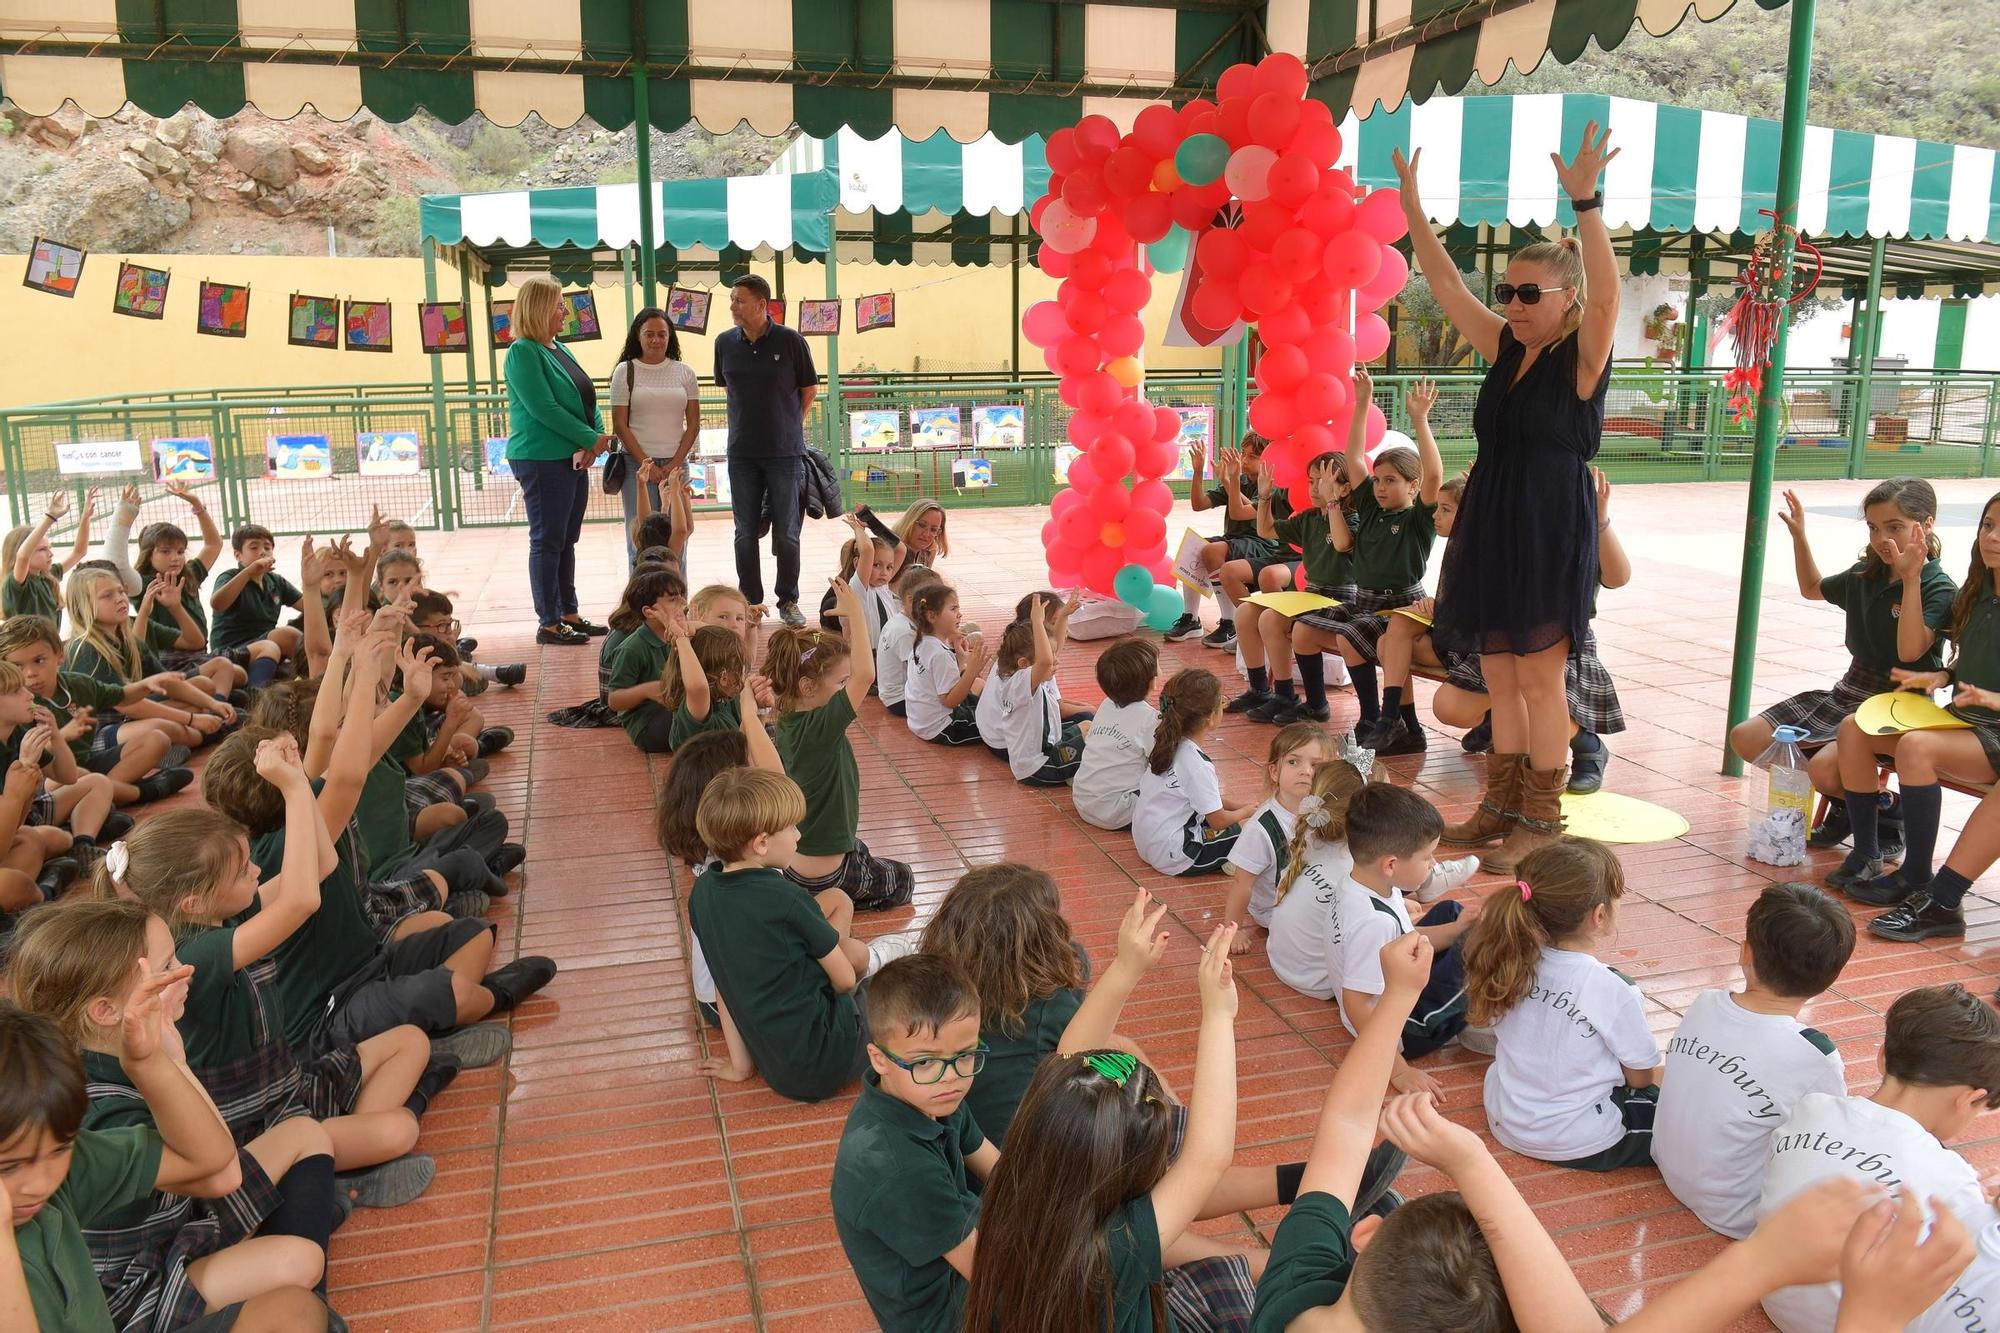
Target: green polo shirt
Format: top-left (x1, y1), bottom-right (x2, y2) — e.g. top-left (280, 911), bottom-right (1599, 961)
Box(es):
top-left (1953, 589), bottom-right (2000, 723)
top-left (607, 623), bottom-right (671, 744)
top-left (76, 1051), bottom-right (161, 1229)
top-left (831, 1072), bottom-right (986, 1332)
top-left (357, 754), bottom-right (417, 878)
top-left (670, 695), bottom-right (742, 751)
top-left (776, 691), bottom-right (859, 857)
top-left (1101, 1197), bottom-right (1165, 1333)
top-left (3, 562), bottom-right (62, 622)
top-left (1207, 476), bottom-right (1290, 542)
top-left (254, 786), bottom-right (378, 1047)
top-left (965, 987), bottom-right (1082, 1150)
top-left (64, 626), bottom-right (167, 690)
top-left (1274, 508), bottom-right (1353, 592)
top-left (0, 719), bottom-right (57, 775)
top-left (210, 568), bottom-right (303, 653)
top-left (1250, 1192), bottom-right (1357, 1332)
top-left (1346, 488), bottom-right (1436, 591)
top-left (173, 921), bottom-right (276, 1070)
top-left (146, 555), bottom-right (211, 643)
top-left (1820, 558), bottom-right (1955, 673)
top-left (687, 864), bottom-right (861, 1102)
top-left (40, 672), bottom-right (128, 764)
top-left (17, 1125), bottom-right (163, 1333)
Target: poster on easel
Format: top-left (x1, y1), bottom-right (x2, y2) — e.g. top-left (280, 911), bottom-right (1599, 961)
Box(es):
top-left (849, 409), bottom-right (900, 453)
top-left (909, 406), bottom-right (962, 450)
top-left (972, 405), bottom-right (1025, 450)
top-left (151, 437), bottom-right (214, 480)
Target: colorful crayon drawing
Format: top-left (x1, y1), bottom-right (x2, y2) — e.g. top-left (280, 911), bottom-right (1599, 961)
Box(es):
top-left (910, 406), bottom-right (962, 450)
top-left (113, 263), bottom-right (170, 319)
top-left (1053, 444), bottom-right (1081, 484)
top-left (288, 295), bottom-right (339, 349)
top-left (266, 433), bottom-right (332, 479)
top-left (344, 300), bottom-right (393, 352)
top-left (797, 299), bottom-right (841, 335)
top-left (482, 437), bottom-right (513, 479)
top-left (491, 301), bottom-right (515, 347)
top-left (151, 437), bottom-right (214, 480)
top-left (198, 281), bottom-right (250, 337)
top-left (767, 300), bottom-right (786, 326)
top-left (419, 302), bottom-right (469, 353)
top-left (848, 409), bottom-right (900, 453)
top-left (24, 238), bottom-right (84, 296)
top-left (952, 458), bottom-right (993, 490)
top-left (973, 405), bottom-right (1025, 451)
top-left (357, 430), bottom-right (422, 476)
top-left (559, 290), bottom-right (601, 342)
top-left (666, 287), bottom-right (711, 335)
top-left (855, 293), bottom-right (895, 331)
top-left (1173, 407), bottom-right (1213, 480)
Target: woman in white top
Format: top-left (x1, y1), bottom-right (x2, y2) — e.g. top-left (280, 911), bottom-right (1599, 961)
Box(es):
top-left (609, 308), bottom-right (702, 568)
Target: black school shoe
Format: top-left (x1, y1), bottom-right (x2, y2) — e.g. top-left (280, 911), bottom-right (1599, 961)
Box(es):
top-left (456, 636), bottom-right (479, 657)
top-left (476, 726), bottom-right (515, 757)
top-left (495, 663), bottom-right (528, 687)
top-left (36, 857), bottom-right (80, 900)
top-left (1825, 854), bottom-right (1885, 894)
top-left (1847, 870), bottom-right (1929, 908)
top-left (563, 617), bottom-right (609, 637)
top-left (98, 811), bottom-right (134, 842)
top-left (1813, 794), bottom-right (1906, 858)
top-left (1201, 624), bottom-right (1237, 650)
top-left (1567, 732), bottom-right (1610, 795)
top-left (1808, 801), bottom-right (1851, 849)
top-left (1247, 695), bottom-right (1303, 724)
top-left (1868, 893), bottom-right (1965, 942)
top-left (1225, 687), bottom-right (1272, 714)
top-left (1460, 715), bottom-right (1493, 754)
top-left (1369, 717), bottom-right (1429, 757)
top-left (488, 843), bottom-right (526, 878)
top-left (536, 624), bottom-right (588, 646)
top-left (483, 955), bottom-right (558, 1013)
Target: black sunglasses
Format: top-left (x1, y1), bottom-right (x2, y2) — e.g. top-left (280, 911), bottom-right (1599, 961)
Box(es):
top-left (1493, 283), bottom-right (1572, 307)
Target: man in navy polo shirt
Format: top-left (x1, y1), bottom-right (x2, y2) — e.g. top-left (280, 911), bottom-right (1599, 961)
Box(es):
top-left (715, 275), bottom-right (819, 626)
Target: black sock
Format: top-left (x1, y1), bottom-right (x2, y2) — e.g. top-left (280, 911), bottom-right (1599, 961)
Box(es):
top-left (1843, 789), bottom-right (1882, 863)
top-left (246, 656), bottom-right (279, 688)
top-left (1898, 783), bottom-right (1943, 884)
top-left (1274, 677), bottom-right (1296, 699)
top-left (1929, 866), bottom-right (1974, 911)
top-left (1296, 653), bottom-right (1327, 710)
top-left (1350, 663), bottom-right (1379, 721)
top-left (1247, 666), bottom-right (1269, 692)
top-left (259, 1153), bottom-right (336, 1293)
top-left (404, 1058), bottom-right (460, 1120)
top-left (1275, 1160), bottom-right (1308, 1207)
top-left (1381, 685), bottom-right (1404, 718)
top-left (69, 834), bottom-right (95, 854)
top-left (1400, 702), bottom-right (1420, 727)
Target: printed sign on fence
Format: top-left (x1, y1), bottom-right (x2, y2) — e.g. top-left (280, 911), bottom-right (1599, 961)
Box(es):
top-left (54, 439), bottom-right (142, 477)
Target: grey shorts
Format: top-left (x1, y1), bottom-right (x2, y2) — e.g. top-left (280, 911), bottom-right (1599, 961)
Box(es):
top-left (323, 916), bottom-right (494, 1048)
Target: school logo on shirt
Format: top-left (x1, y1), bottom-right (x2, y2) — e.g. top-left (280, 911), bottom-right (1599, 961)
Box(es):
top-left (1890, 604), bottom-right (1901, 618)
top-left (1388, 523), bottom-right (1402, 534)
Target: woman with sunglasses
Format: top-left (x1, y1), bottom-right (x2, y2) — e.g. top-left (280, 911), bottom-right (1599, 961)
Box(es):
top-left (609, 307), bottom-right (701, 570)
top-left (1390, 126), bottom-right (1622, 873)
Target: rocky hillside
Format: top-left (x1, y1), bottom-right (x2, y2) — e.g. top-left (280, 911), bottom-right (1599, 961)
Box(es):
top-left (0, 104), bottom-right (787, 259)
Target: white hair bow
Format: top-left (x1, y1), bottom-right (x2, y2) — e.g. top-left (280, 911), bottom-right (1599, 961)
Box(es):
top-left (104, 840), bottom-right (131, 887)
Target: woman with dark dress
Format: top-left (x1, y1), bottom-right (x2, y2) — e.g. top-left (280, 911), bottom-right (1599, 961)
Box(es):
top-left (1392, 127), bottom-right (1623, 873)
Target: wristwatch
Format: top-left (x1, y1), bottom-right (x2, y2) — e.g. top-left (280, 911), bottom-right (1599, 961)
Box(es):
top-left (1572, 193), bottom-right (1604, 213)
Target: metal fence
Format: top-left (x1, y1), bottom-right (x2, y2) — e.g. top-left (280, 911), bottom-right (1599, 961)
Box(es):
top-left (1, 366), bottom-right (1994, 540)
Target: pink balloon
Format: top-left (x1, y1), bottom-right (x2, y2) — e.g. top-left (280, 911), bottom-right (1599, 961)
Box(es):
top-left (1299, 186), bottom-right (1355, 238)
top-left (1023, 300), bottom-right (1068, 348)
top-left (1176, 98), bottom-right (1218, 138)
top-left (1070, 249), bottom-right (1112, 289)
top-left (1291, 422), bottom-right (1336, 460)
top-left (1238, 265), bottom-right (1293, 318)
top-left (1050, 486), bottom-right (1084, 517)
top-left (1078, 372), bottom-right (1125, 416)
top-left (1322, 230), bottom-right (1383, 288)
top-left (1088, 483), bottom-right (1133, 522)
top-left (1215, 97), bottom-right (1254, 149)
top-left (1257, 343), bottom-right (1308, 393)
top-left (1081, 546), bottom-right (1123, 598)
top-left (1066, 453), bottom-right (1102, 493)
top-left (1134, 103), bottom-right (1182, 158)
top-left (1102, 267), bottom-right (1153, 314)
top-left (1132, 478), bottom-right (1174, 516)
top-left (1124, 506), bottom-right (1167, 549)
top-left (1363, 402), bottom-right (1388, 452)
top-left (1043, 345), bottom-right (1064, 375)
top-left (1066, 411), bottom-right (1108, 449)
top-left (1358, 244), bottom-right (1410, 308)
top-left (1134, 436), bottom-right (1179, 479)
top-left (1111, 400), bottom-right (1155, 443)
top-left (1057, 504), bottom-right (1097, 547)
top-left (1152, 406), bottom-right (1182, 442)
top-left (1039, 198), bottom-right (1098, 253)
top-left (1267, 153), bottom-right (1321, 208)
top-left (1075, 114), bottom-right (1122, 160)
top-left (1258, 302), bottom-right (1311, 346)
top-left (1248, 93), bottom-right (1302, 151)
top-left (1123, 191), bottom-right (1174, 244)
top-left (1171, 182), bottom-right (1228, 230)
top-left (1240, 200), bottom-right (1292, 253)
top-left (1269, 227), bottom-right (1323, 283)
top-left (1056, 334), bottom-right (1103, 377)
top-left (1295, 372), bottom-right (1350, 421)
top-left (1253, 52), bottom-right (1309, 102)
top-left (1048, 561), bottom-right (1080, 589)
top-left (1038, 246), bottom-right (1072, 279)
top-left (1288, 119), bottom-right (1342, 169)
top-left (1146, 558), bottom-right (1175, 585)
top-left (1248, 392), bottom-right (1297, 438)
top-left (1062, 292), bottom-right (1109, 339)
top-left (1356, 187), bottom-right (1409, 243)
top-left (1099, 314), bottom-right (1145, 359)
top-left (1041, 520), bottom-right (1059, 549)
top-left (1224, 145), bottom-right (1278, 201)
top-left (1090, 432), bottom-right (1135, 481)
top-left (1302, 284), bottom-right (1349, 328)
top-left (1304, 327), bottom-right (1355, 377)
top-left (1354, 312), bottom-right (1391, 362)
top-left (1045, 129), bottom-right (1082, 176)
top-left (1288, 483), bottom-right (1314, 513)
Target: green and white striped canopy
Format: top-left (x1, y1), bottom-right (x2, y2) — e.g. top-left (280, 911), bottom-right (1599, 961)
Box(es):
top-left (1, 0), bottom-right (1789, 139)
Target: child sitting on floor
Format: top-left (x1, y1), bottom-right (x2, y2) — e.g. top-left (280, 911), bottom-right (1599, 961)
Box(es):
top-left (688, 582), bottom-right (763, 667)
top-left (1133, 668), bottom-right (1258, 877)
top-left (1071, 637), bottom-right (1159, 832)
top-left (107, 481), bottom-right (269, 693)
top-left (903, 583), bottom-right (989, 747)
top-left (605, 567), bottom-right (691, 753)
top-left (1656, 882), bottom-right (1853, 1239)
top-left (819, 513), bottom-right (899, 644)
top-left (1463, 837), bottom-right (1662, 1171)
top-left (64, 569), bottom-right (238, 751)
top-left (3, 485), bottom-right (96, 625)
top-left (0, 671), bottom-right (104, 914)
top-left (975, 594), bottom-right (1090, 786)
top-left (876, 564), bottom-right (944, 720)
top-left (1265, 760), bottom-right (1364, 1002)
top-left (664, 625), bottom-right (748, 752)
top-left (209, 524), bottom-right (305, 662)
top-left (767, 579), bottom-right (915, 912)
top-left (1222, 723), bottom-right (1330, 948)
top-left (410, 588), bottom-right (527, 691)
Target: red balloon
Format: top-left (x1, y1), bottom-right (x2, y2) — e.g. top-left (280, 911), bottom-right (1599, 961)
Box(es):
top-left (1090, 432), bottom-right (1135, 481)
top-left (1056, 334), bottom-right (1102, 376)
top-left (1123, 506), bottom-right (1167, 550)
top-left (1289, 119), bottom-right (1342, 168)
top-left (1080, 546), bottom-right (1123, 598)
top-left (1041, 521), bottom-right (1061, 551)
top-left (1299, 186), bottom-right (1355, 237)
top-left (1123, 191), bottom-right (1174, 244)
top-left (1217, 63), bottom-right (1258, 104)
top-left (1064, 169), bottom-right (1108, 216)
top-left (1103, 147), bottom-right (1154, 198)
top-left (1254, 53), bottom-right (1309, 102)
top-left (1066, 452), bottom-right (1102, 493)
top-left (1134, 103), bottom-right (1182, 158)
top-left (1240, 200), bottom-right (1292, 253)
top-left (1078, 372), bottom-right (1124, 416)
top-left (1050, 486), bottom-right (1084, 518)
top-left (1216, 97), bottom-right (1254, 150)
top-left (1112, 400), bottom-right (1155, 443)
top-left (1029, 193), bottom-right (1051, 231)
top-left (1132, 478), bottom-right (1174, 516)
top-left (1152, 405), bottom-right (1182, 442)
top-left (1304, 327), bottom-right (1356, 377)
top-left (1023, 300), bottom-right (1068, 348)
top-left (1042, 345), bottom-right (1064, 375)
top-left (1069, 249), bottom-right (1112, 290)
top-left (1362, 401), bottom-right (1388, 452)
top-left (1358, 244), bottom-right (1410, 307)
top-left (1248, 391), bottom-right (1297, 438)
top-left (1256, 303), bottom-right (1310, 347)
top-left (1322, 230), bottom-right (1383, 288)
top-left (1066, 411), bottom-right (1108, 449)
top-left (1089, 208), bottom-right (1133, 253)
top-left (1291, 422), bottom-right (1337, 460)
top-left (1269, 227), bottom-right (1323, 283)
top-left (1099, 314), bottom-right (1145, 359)
top-left (1267, 153), bottom-right (1321, 208)
top-left (1354, 312), bottom-right (1391, 362)
top-left (1057, 374), bottom-right (1087, 408)
top-left (1191, 280), bottom-right (1242, 331)
top-left (1087, 483), bottom-right (1133, 522)
top-left (1133, 436), bottom-right (1179, 479)
top-left (1062, 289), bottom-right (1110, 335)
top-left (1302, 283), bottom-right (1349, 328)
top-left (1258, 343), bottom-right (1308, 392)
top-left (1238, 265), bottom-right (1293, 317)
top-left (1248, 93), bottom-right (1302, 150)
top-left (1102, 267), bottom-right (1153, 314)
top-left (1038, 246), bottom-right (1072, 278)
top-left (1356, 187), bottom-right (1410, 243)
top-left (1075, 114), bottom-right (1122, 160)
top-left (1170, 182), bottom-right (1229, 231)
top-left (1295, 372), bottom-right (1350, 421)
top-left (1195, 227), bottom-right (1248, 279)
top-left (1179, 106), bottom-right (1219, 141)
top-left (1046, 129), bottom-right (1082, 176)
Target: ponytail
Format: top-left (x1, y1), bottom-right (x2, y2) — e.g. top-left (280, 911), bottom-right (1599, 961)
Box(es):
top-left (1147, 668), bottom-right (1221, 775)
top-left (1275, 761), bottom-right (1366, 902)
top-left (1463, 837), bottom-right (1625, 1025)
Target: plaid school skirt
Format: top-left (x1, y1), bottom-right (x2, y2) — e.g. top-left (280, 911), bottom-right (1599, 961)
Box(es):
top-left (84, 1083), bottom-right (283, 1333)
top-left (1297, 583), bottom-right (1425, 658)
top-left (363, 870), bottom-right (447, 941)
top-left (158, 647), bottom-right (215, 676)
top-left (1442, 628), bottom-right (1626, 736)
top-left (782, 839), bottom-right (915, 912)
top-left (1163, 1253), bottom-right (1259, 1333)
top-left (194, 957), bottom-right (364, 1148)
top-left (1757, 661), bottom-right (1892, 742)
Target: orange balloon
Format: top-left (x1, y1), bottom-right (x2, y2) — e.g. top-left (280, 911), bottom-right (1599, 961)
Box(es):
top-left (1152, 160), bottom-right (1183, 192)
top-left (1107, 356), bottom-right (1143, 388)
top-left (1100, 522), bottom-right (1128, 547)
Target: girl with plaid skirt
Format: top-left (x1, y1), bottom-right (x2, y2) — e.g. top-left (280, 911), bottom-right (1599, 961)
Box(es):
top-left (1231, 451), bottom-right (1356, 721)
top-left (1269, 371), bottom-right (1442, 730)
top-left (62, 569), bottom-right (239, 753)
top-left (1731, 479), bottom-right (1954, 859)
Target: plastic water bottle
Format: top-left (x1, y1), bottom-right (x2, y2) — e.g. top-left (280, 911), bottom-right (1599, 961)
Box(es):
top-left (1747, 724), bottom-right (1812, 866)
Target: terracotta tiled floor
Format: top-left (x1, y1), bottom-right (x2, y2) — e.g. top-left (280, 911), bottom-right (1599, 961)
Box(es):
top-left (320, 478), bottom-right (2000, 1332)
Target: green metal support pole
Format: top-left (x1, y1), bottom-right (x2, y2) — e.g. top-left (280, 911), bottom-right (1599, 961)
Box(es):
top-left (822, 213), bottom-right (843, 460)
top-left (1230, 334), bottom-right (1250, 447)
top-left (1845, 234), bottom-right (1887, 478)
top-left (633, 65), bottom-right (659, 307)
top-left (454, 252), bottom-right (477, 528)
top-left (1010, 215), bottom-right (1023, 382)
top-left (621, 247), bottom-right (635, 327)
top-left (1721, 0), bottom-right (1818, 778)
top-left (421, 241), bottom-right (453, 530)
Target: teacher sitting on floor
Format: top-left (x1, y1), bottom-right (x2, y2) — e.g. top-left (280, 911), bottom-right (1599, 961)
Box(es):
top-left (505, 274), bottom-right (615, 646)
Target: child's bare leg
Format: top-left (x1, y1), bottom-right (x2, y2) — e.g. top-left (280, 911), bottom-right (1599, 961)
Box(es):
top-left (440, 922), bottom-right (499, 1025)
top-left (230, 1288), bottom-right (330, 1333)
top-left (216, 654), bottom-right (251, 690)
top-left (1260, 612), bottom-right (1295, 686)
top-left (324, 1026), bottom-right (427, 1169)
top-left (413, 802), bottom-right (467, 841)
top-left (1234, 601), bottom-right (1266, 671)
top-left (4, 827), bottom-right (58, 878)
top-left (196, 657), bottom-right (237, 695)
top-left (116, 717), bottom-right (182, 746)
top-left (1217, 559), bottom-right (1255, 603)
top-left (186, 1236), bottom-right (326, 1310)
top-left (0, 868), bottom-right (39, 912)
top-left (107, 727), bottom-right (171, 800)
top-left (814, 889), bottom-right (855, 939)
top-left (48, 774), bottom-right (113, 840)
top-left (1431, 684), bottom-right (1489, 730)
top-left (1257, 562), bottom-right (1295, 593)
top-left (1377, 617), bottom-right (1423, 692)
top-left (267, 625), bottom-right (304, 658)
top-left (1806, 744), bottom-right (1844, 799)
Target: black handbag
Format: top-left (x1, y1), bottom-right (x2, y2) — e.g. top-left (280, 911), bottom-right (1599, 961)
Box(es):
top-left (601, 449), bottom-right (629, 495)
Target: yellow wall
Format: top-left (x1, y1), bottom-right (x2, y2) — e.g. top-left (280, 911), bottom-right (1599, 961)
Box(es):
top-left (0, 252), bottom-right (1223, 409)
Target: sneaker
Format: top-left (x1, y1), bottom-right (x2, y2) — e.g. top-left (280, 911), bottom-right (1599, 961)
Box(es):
top-left (1807, 801), bottom-right (1852, 849)
top-left (1246, 695), bottom-right (1304, 725)
top-left (1224, 687), bottom-right (1272, 714)
top-left (1163, 614), bottom-right (1204, 642)
top-left (495, 663), bottom-right (527, 687)
top-left (865, 932), bottom-right (921, 977)
top-left (337, 1154), bottom-right (435, 1209)
top-left (1352, 1141), bottom-right (1408, 1219)
top-left (483, 955), bottom-right (558, 1013)
top-left (1201, 624), bottom-right (1237, 651)
top-left (1416, 854), bottom-right (1480, 903)
top-left (1825, 854), bottom-right (1885, 893)
top-left (1848, 871), bottom-right (1929, 908)
top-left (1370, 717), bottom-right (1428, 757)
top-left (777, 602), bottom-right (807, 628)
top-left (1456, 1023), bottom-right (1498, 1056)
top-left (430, 1023), bottom-right (512, 1068)
top-left (444, 889), bottom-right (492, 919)
top-left (1868, 893), bottom-right (1966, 942)
top-left (1567, 731), bottom-right (1609, 795)
top-left (1459, 716), bottom-right (1493, 754)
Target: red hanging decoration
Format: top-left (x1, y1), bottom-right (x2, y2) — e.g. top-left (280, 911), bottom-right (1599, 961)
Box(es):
top-left (1719, 210), bottom-right (1823, 423)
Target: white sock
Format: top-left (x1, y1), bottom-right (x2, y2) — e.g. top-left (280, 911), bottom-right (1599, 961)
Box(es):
top-left (1182, 585), bottom-right (1201, 616)
top-left (1217, 591), bottom-right (1236, 622)
top-left (475, 663), bottom-right (499, 681)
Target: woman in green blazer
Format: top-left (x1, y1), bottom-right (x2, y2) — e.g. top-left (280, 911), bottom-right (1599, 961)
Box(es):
top-left (506, 275), bottom-right (614, 645)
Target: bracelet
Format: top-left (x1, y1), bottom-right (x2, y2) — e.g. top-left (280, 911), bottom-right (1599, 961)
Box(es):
top-left (1572, 193), bottom-right (1604, 213)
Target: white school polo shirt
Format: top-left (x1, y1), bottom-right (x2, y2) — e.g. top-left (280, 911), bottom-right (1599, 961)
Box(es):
top-left (904, 637), bottom-right (961, 740)
top-left (1072, 701), bottom-right (1157, 830)
top-left (1330, 873), bottom-right (1413, 1037)
top-left (1268, 841), bottom-right (1354, 1001)
top-left (1133, 739), bottom-right (1221, 876)
top-left (979, 668), bottom-right (1061, 781)
top-left (1482, 946), bottom-right (1662, 1162)
top-left (1760, 1093), bottom-right (1997, 1333)
top-left (876, 612), bottom-right (917, 706)
top-left (1654, 989), bottom-right (1846, 1239)
top-left (1226, 798), bottom-right (1298, 928)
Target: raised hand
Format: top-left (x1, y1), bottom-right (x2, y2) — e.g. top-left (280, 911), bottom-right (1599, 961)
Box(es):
top-left (44, 490), bottom-right (70, 521)
top-left (1380, 930), bottom-right (1435, 997)
top-left (1378, 1091), bottom-right (1486, 1176)
top-left (1390, 146), bottom-right (1425, 218)
top-left (397, 640), bottom-right (440, 699)
top-left (1889, 533), bottom-right (1929, 584)
top-left (252, 733), bottom-right (307, 784)
top-left (1353, 366), bottom-right (1374, 403)
top-left (163, 478), bottom-right (199, 505)
top-left (120, 483), bottom-right (141, 507)
top-left (1779, 488), bottom-right (1807, 538)
top-left (1552, 123), bottom-right (1619, 201)
top-left (1407, 376), bottom-right (1438, 421)
top-left (56, 705), bottom-right (94, 742)
top-left (118, 955), bottom-right (196, 1066)
top-left (79, 485), bottom-right (102, 520)
top-left (1198, 922), bottom-right (1240, 1020)
top-left (749, 674), bottom-right (776, 711)
top-left (367, 504), bottom-right (391, 552)
top-left (1594, 467), bottom-right (1613, 523)
top-left (1113, 889), bottom-right (1171, 978)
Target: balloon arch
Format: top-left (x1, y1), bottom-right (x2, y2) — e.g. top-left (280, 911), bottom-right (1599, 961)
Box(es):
top-left (1023, 52), bottom-right (1411, 628)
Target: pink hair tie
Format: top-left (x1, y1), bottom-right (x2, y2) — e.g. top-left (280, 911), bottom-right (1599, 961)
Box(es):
top-left (1517, 880), bottom-right (1532, 901)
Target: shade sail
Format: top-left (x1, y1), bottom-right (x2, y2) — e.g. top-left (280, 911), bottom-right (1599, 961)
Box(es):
top-left (1, 0), bottom-right (1789, 141)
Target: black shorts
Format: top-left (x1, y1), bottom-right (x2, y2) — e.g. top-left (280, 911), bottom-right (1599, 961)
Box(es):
top-left (1248, 555), bottom-right (1301, 580)
top-left (324, 917), bottom-right (495, 1048)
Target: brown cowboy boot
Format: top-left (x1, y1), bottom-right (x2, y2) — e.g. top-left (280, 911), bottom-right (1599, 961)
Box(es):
top-left (1482, 764), bottom-right (1570, 875)
top-left (1442, 753), bottom-right (1524, 848)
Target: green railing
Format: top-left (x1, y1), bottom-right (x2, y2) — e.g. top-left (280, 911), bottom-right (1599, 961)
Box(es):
top-left (1, 367), bottom-right (1994, 539)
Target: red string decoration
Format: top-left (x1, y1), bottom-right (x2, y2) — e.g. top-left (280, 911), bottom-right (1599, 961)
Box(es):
top-left (1719, 210), bottom-right (1823, 423)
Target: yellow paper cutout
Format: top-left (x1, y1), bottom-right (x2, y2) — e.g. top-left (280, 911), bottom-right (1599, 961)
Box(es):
top-left (1853, 691), bottom-right (1972, 736)
top-left (1558, 791), bottom-right (1690, 846)
top-left (1243, 590), bottom-right (1341, 617)
top-left (1387, 607), bottom-right (1434, 627)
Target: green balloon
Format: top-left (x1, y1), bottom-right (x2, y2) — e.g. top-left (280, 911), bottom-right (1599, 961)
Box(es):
top-left (1174, 134), bottom-right (1230, 187)
top-left (1114, 563), bottom-right (1155, 609)
top-left (1144, 584), bottom-right (1184, 631)
top-left (1148, 225), bottom-right (1190, 273)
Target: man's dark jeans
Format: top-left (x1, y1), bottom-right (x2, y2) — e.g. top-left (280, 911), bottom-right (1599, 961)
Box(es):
top-left (728, 453), bottom-right (803, 606)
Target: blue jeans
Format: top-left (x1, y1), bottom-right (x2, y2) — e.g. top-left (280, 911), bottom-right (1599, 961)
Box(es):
top-left (617, 462), bottom-right (664, 569)
top-left (727, 454), bottom-right (803, 606)
top-left (514, 457), bottom-right (590, 626)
